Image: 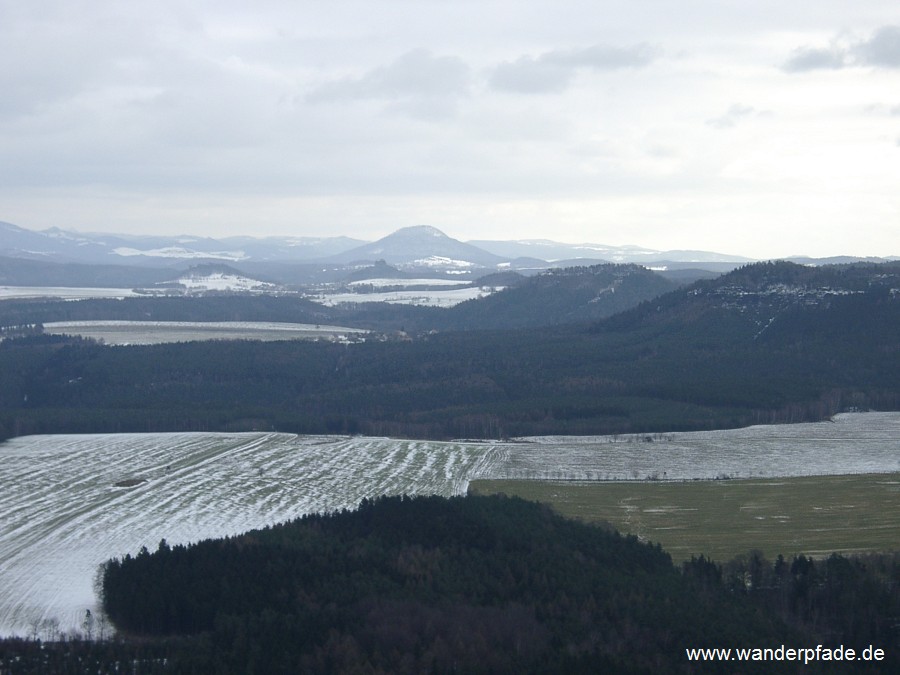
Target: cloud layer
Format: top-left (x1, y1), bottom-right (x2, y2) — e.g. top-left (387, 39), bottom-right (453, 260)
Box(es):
top-left (0, 1), bottom-right (898, 258)
top-left (783, 25), bottom-right (900, 71)
top-left (489, 43), bottom-right (658, 93)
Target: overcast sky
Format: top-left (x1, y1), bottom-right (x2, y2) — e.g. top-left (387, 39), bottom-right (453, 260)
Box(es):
top-left (1, 0), bottom-right (898, 258)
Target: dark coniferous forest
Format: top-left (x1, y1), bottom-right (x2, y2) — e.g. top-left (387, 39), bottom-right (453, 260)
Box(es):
top-left (1, 261), bottom-right (898, 443)
top-left (2, 495), bottom-right (897, 673)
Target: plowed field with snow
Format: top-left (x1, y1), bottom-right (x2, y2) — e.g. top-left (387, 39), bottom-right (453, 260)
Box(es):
top-left (0, 434), bottom-right (502, 637)
top-left (1, 412), bottom-right (897, 637)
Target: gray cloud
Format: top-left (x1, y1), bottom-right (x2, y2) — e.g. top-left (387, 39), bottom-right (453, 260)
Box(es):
top-left (855, 25), bottom-right (900, 67)
top-left (783, 25), bottom-right (900, 72)
top-left (544, 43), bottom-right (658, 69)
top-left (863, 103), bottom-right (900, 116)
top-left (706, 104), bottom-right (758, 129)
top-left (489, 56), bottom-right (572, 94)
top-left (782, 46), bottom-right (847, 72)
top-left (489, 43), bottom-right (658, 94)
top-left (306, 48), bottom-right (470, 118)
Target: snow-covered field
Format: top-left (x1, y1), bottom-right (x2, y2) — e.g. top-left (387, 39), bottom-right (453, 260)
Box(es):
top-left (0, 282), bottom-right (493, 307)
top-left (0, 412), bottom-right (897, 637)
top-left (504, 412), bottom-right (900, 481)
top-left (311, 286), bottom-right (491, 307)
top-left (170, 272), bottom-right (277, 293)
top-left (43, 320), bottom-right (368, 345)
top-left (0, 434), bottom-right (502, 637)
top-left (347, 278), bottom-right (471, 288)
top-left (0, 287), bottom-right (140, 300)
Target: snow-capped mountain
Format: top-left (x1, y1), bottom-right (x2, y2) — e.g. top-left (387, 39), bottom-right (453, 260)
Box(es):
top-left (4, 219), bottom-right (896, 290)
top-left (324, 225), bottom-right (507, 270)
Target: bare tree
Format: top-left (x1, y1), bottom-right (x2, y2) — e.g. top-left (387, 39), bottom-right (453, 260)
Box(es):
top-left (27, 615), bottom-right (42, 642)
top-left (82, 609), bottom-right (95, 641)
top-left (41, 617), bottom-right (60, 642)
top-left (95, 611), bottom-right (109, 641)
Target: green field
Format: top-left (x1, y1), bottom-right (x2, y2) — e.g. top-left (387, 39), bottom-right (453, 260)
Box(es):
top-left (469, 473), bottom-right (900, 562)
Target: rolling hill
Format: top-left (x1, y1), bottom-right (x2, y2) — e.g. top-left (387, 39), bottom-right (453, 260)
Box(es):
top-left (440, 264), bottom-right (678, 329)
top-left (1, 261), bottom-right (897, 441)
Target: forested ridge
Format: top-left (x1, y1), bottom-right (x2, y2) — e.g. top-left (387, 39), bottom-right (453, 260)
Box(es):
top-left (1, 261), bottom-right (898, 442)
top-left (3, 494), bottom-right (896, 673)
top-left (430, 264), bottom-right (677, 329)
top-left (93, 495), bottom-right (810, 673)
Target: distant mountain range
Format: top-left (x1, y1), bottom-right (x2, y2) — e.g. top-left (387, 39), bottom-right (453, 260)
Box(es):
top-left (2, 220), bottom-right (897, 289)
top-left (0, 220), bottom-right (365, 267)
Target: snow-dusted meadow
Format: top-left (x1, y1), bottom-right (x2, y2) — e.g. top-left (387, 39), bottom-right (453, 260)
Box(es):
top-left (1, 412), bottom-right (897, 637)
top-left (0, 279), bottom-right (497, 308)
top-left (311, 285), bottom-right (492, 307)
top-left (503, 412), bottom-right (900, 481)
top-left (43, 320), bottom-right (369, 345)
top-left (0, 287), bottom-right (141, 301)
top-left (0, 434), bottom-right (503, 637)
top-left (346, 278), bottom-right (472, 288)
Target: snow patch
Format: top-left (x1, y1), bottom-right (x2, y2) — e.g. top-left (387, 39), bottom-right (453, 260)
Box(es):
top-left (347, 278), bottom-right (470, 288)
top-left (43, 320), bottom-right (368, 345)
top-left (313, 286), bottom-right (492, 307)
top-left (410, 256), bottom-right (475, 268)
top-left (172, 272), bottom-right (276, 292)
top-left (0, 286), bottom-right (140, 300)
top-left (113, 247), bottom-right (247, 261)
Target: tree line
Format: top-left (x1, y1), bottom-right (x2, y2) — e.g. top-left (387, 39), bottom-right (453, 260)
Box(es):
top-left (1, 290), bottom-right (897, 443)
